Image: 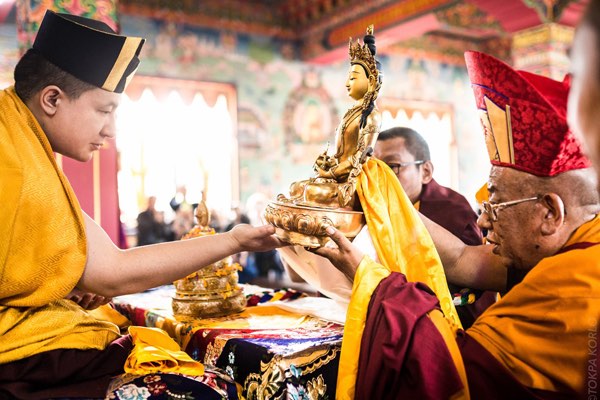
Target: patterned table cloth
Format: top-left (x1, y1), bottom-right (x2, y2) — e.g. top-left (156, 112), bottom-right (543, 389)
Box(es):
top-left (112, 285), bottom-right (344, 399)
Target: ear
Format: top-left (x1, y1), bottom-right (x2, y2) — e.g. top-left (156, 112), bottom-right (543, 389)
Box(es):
top-left (368, 74), bottom-right (376, 91)
top-left (38, 85), bottom-right (63, 117)
top-left (539, 193), bottom-right (565, 236)
top-left (421, 160), bottom-right (434, 184)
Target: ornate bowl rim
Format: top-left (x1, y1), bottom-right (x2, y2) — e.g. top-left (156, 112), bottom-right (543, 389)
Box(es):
top-left (269, 200), bottom-right (364, 215)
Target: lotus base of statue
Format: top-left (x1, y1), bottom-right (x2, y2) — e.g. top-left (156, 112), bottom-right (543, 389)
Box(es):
top-left (264, 201), bottom-right (365, 248)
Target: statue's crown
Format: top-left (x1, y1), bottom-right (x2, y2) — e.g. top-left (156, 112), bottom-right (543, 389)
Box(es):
top-left (348, 25), bottom-right (379, 82)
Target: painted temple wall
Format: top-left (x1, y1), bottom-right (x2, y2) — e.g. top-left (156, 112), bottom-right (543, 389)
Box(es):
top-left (120, 14), bottom-right (488, 207)
top-left (0, 14), bottom-right (488, 209)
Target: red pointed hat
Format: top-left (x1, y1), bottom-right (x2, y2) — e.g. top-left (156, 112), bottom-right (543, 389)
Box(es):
top-left (464, 51), bottom-right (590, 177)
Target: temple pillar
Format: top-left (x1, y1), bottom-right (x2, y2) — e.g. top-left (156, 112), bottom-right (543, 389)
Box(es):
top-left (14, 1), bottom-right (125, 247)
top-left (511, 22), bottom-right (574, 80)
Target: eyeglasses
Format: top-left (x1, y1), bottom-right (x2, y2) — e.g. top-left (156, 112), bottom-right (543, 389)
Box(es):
top-left (385, 160), bottom-right (425, 174)
top-left (481, 195), bottom-right (540, 222)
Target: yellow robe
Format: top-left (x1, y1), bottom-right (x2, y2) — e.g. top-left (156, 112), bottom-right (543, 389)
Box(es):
top-left (468, 214), bottom-right (600, 394)
top-left (335, 158), bottom-right (461, 399)
top-left (0, 87), bottom-right (119, 364)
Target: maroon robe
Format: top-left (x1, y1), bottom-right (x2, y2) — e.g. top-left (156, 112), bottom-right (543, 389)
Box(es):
top-left (0, 335), bottom-right (133, 399)
top-left (355, 272), bottom-right (577, 400)
top-left (418, 179), bottom-right (482, 246)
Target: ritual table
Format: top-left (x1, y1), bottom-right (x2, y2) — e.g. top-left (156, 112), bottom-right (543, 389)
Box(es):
top-left (112, 285), bottom-right (344, 399)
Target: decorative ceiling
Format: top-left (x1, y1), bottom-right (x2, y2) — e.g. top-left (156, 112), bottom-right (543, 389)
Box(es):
top-left (0, 0), bottom-right (589, 64)
top-left (117, 0), bottom-right (588, 63)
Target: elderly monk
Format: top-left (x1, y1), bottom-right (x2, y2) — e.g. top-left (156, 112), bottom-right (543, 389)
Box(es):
top-left (0, 11), bottom-right (282, 398)
top-left (317, 51), bottom-right (600, 399)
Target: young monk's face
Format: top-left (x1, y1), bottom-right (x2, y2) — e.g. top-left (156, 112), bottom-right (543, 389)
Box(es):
top-left (46, 87), bottom-right (121, 162)
top-left (345, 64), bottom-right (369, 101)
top-left (568, 23), bottom-right (600, 179)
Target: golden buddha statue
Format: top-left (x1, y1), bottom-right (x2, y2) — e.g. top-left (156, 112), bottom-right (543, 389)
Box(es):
top-left (265, 25), bottom-right (382, 247)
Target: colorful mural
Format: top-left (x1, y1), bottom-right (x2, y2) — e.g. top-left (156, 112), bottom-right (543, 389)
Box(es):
top-left (0, 23), bottom-right (18, 86)
top-left (5, 0), bottom-right (566, 210)
top-left (282, 69), bottom-right (338, 165)
top-left (15, 0), bottom-right (117, 51)
top-left (119, 14), bottom-right (487, 206)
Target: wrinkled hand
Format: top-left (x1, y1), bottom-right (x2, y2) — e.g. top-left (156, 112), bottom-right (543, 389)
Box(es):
top-left (66, 288), bottom-right (112, 310)
top-left (229, 224), bottom-right (287, 252)
top-left (313, 226), bottom-right (364, 281)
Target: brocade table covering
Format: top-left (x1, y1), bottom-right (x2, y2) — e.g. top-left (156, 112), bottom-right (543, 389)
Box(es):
top-left (111, 285), bottom-right (343, 399)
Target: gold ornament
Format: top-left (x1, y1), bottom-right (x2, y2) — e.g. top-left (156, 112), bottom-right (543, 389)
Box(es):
top-left (173, 199), bottom-right (246, 318)
top-left (265, 25), bottom-right (382, 247)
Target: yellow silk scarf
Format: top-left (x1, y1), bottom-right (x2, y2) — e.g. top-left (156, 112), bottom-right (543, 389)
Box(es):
top-left (468, 215), bottom-right (600, 394)
top-left (0, 87), bottom-right (119, 363)
top-left (125, 326), bottom-right (204, 376)
top-left (336, 158), bottom-right (461, 399)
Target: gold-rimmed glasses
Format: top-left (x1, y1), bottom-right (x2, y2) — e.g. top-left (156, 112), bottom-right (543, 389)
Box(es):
top-left (481, 196), bottom-right (540, 222)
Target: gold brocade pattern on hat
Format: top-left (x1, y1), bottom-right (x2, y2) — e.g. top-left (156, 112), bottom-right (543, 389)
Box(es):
top-left (478, 96), bottom-right (515, 164)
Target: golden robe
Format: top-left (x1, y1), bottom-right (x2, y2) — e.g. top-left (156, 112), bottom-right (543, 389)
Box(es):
top-left (0, 87), bottom-right (119, 364)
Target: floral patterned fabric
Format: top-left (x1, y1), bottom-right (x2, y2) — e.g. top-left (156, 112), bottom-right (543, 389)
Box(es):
top-left (106, 370), bottom-right (238, 400)
top-left (111, 285), bottom-right (343, 399)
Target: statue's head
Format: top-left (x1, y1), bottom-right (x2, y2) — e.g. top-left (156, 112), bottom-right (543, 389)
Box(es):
top-left (348, 25), bottom-right (382, 101)
top-left (346, 63), bottom-right (370, 101)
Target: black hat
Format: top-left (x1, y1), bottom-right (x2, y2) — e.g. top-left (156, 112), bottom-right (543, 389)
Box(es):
top-left (32, 10), bottom-right (145, 93)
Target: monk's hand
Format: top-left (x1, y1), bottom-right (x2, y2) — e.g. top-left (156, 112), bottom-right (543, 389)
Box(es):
top-left (66, 288), bottom-right (112, 310)
top-left (313, 226), bottom-right (363, 281)
top-left (228, 224), bottom-right (287, 252)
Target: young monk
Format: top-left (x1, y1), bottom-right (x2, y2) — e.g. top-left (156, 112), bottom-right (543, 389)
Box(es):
top-left (0, 10), bottom-right (283, 398)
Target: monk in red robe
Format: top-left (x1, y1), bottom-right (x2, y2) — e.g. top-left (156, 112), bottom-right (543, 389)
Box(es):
top-left (317, 50), bottom-right (600, 399)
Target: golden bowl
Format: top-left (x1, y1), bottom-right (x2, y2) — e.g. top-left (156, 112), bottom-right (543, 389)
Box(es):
top-left (264, 201), bottom-right (365, 248)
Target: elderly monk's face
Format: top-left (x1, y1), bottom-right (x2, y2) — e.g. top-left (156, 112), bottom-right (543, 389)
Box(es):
top-left (47, 87), bottom-right (120, 162)
top-left (478, 166), bottom-right (546, 270)
top-left (568, 23), bottom-right (600, 187)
